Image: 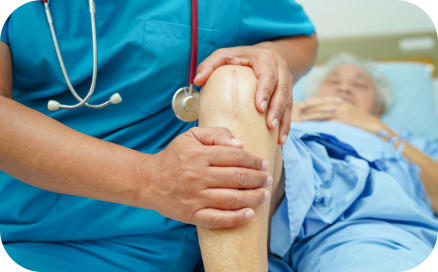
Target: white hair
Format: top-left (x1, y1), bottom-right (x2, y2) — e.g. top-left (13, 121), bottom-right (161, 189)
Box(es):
top-left (304, 53), bottom-right (393, 113)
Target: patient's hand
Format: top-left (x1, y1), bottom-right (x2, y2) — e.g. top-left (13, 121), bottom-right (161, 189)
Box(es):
top-left (291, 101), bottom-right (305, 123)
top-left (294, 96), bottom-right (386, 133)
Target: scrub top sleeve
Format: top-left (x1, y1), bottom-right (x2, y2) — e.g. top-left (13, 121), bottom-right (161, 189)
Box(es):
top-left (235, 0), bottom-right (315, 45)
top-left (0, 17), bottom-right (10, 45)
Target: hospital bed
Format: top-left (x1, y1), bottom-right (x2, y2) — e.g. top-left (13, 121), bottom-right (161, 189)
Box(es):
top-left (293, 31), bottom-right (438, 140)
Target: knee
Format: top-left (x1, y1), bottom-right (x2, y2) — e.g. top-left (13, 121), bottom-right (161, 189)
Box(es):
top-left (199, 65), bottom-right (258, 120)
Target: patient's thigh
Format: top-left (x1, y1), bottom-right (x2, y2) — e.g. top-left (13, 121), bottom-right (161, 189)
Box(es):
top-left (197, 65), bottom-right (281, 272)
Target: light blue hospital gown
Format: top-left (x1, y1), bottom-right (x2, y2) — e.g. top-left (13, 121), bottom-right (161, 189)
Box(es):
top-left (0, 1), bottom-right (315, 271)
top-left (269, 121), bottom-right (438, 272)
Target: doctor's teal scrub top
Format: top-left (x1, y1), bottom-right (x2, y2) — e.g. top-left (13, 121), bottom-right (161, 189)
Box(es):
top-left (0, 1), bottom-right (314, 271)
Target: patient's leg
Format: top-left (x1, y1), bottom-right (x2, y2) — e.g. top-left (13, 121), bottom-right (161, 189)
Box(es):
top-left (198, 65), bottom-right (283, 272)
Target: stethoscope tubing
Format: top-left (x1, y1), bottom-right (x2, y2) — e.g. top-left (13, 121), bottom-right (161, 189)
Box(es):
top-left (188, 0), bottom-right (198, 92)
top-left (42, 0), bottom-right (199, 117)
top-left (43, 0), bottom-right (121, 110)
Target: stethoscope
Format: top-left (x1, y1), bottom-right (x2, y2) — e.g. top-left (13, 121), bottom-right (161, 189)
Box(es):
top-left (42, 0), bottom-right (200, 122)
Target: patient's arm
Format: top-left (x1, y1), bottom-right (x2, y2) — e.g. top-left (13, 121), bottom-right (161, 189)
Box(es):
top-left (293, 96), bottom-right (438, 213)
top-left (380, 128), bottom-right (438, 213)
top-left (198, 65), bottom-right (283, 271)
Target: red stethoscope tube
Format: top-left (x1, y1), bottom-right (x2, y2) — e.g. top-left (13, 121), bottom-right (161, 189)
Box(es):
top-left (189, 0), bottom-right (198, 86)
top-left (171, 0), bottom-right (202, 122)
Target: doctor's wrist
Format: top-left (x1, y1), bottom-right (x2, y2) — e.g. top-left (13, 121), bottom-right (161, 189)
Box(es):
top-left (102, 149), bottom-right (155, 211)
top-left (122, 151), bottom-right (156, 210)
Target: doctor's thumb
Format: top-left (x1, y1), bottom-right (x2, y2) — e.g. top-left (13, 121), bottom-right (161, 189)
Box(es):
top-left (189, 127), bottom-right (243, 148)
top-left (193, 71), bottom-right (207, 86)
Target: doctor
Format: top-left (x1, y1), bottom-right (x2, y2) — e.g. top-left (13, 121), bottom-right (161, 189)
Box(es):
top-left (0, 0), bottom-right (317, 271)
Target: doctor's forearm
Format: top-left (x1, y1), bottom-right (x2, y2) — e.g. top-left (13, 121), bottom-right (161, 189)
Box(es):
top-left (0, 42), bottom-right (12, 98)
top-left (255, 33), bottom-right (318, 83)
top-left (0, 96), bottom-right (148, 208)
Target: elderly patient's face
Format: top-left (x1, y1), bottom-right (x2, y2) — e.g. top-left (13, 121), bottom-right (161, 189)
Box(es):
top-left (316, 65), bottom-right (379, 114)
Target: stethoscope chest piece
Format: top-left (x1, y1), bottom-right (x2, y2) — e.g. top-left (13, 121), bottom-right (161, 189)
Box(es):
top-left (172, 86), bottom-right (200, 122)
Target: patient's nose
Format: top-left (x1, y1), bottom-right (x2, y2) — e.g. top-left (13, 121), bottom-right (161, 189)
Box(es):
top-left (335, 83), bottom-right (352, 95)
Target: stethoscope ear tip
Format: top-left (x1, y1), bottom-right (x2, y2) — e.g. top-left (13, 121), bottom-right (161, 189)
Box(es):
top-left (48, 100), bottom-right (60, 111)
top-left (110, 93), bottom-right (122, 104)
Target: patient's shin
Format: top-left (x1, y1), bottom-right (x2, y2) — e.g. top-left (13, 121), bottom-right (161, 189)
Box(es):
top-left (198, 65), bottom-right (280, 272)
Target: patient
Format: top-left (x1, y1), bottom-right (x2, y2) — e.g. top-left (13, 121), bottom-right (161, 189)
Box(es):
top-left (196, 55), bottom-right (438, 272)
top-left (292, 53), bottom-right (438, 212)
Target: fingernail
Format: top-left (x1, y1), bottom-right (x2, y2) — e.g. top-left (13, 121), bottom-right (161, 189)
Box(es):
top-left (281, 134), bottom-right (287, 144)
top-left (231, 138), bottom-right (243, 147)
top-left (260, 101), bottom-right (268, 112)
top-left (335, 97), bottom-right (343, 103)
top-left (263, 190), bottom-right (271, 202)
top-left (194, 73), bottom-right (201, 82)
top-left (265, 176), bottom-right (273, 187)
top-left (301, 115), bottom-right (307, 120)
top-left (272, 119), bottom-right (278, 129)
top-left (245, 209), bottom-right (255, 219)
top-left (261, 160), bottom-right (269, 171)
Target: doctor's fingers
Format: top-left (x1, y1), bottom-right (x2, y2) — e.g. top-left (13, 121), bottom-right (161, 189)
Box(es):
top-left (278, 95), bottom-right (292, 145)
top-left (191, 208), bottom-right (255, 229)
top-left (265, 62), bottom-right (293, 140)
top-left (194, 46), bottom-right (281, 116)
top-left (188, 175), bottom-right (269, 229)
top-left (206, 145), bottom-right (268, 170)
top-left (193, 47), bottom-right (253, 86)
top-left (201, 188), bottom-right (269, 211)
top-left (205, 167), bottom-right (272, 189)
top-left (244, 48), bottom-right (282, 114)
top-left (189, 127), bottom-right (243, 148)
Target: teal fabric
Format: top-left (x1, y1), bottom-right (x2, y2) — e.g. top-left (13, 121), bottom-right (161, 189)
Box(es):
top-left (0, 0), bottom-right (314, 271)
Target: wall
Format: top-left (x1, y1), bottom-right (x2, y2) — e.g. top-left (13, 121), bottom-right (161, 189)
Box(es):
top-left (296, 0), bottom-right (436, 39)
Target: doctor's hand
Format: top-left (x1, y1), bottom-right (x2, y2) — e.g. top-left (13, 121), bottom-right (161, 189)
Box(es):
top-left (139, 127), bottom-right (271, 229)
top-left (194, 46), bottom-right (293, 145)
top-left (296, 96), bottom-right (386, 133)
